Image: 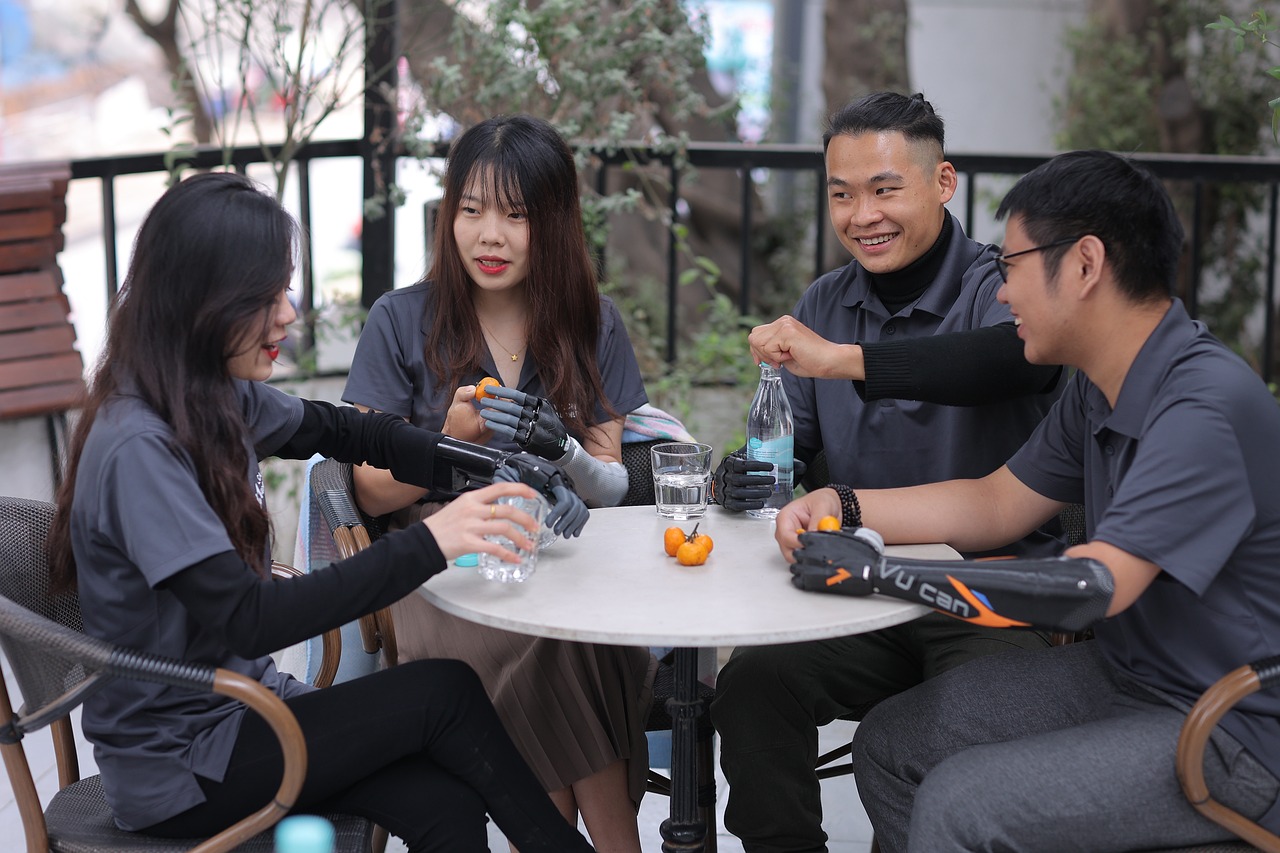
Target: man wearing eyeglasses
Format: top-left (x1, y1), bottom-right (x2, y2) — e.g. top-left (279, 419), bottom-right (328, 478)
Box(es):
top-left (777, 149), bottom-right (1280, 852)
top-left (710, 91), bottom-right (1063, 853)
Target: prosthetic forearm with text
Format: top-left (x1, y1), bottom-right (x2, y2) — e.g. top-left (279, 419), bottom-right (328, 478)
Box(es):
top-left (436, 436), bottom-right (590, 537)
top-left (789, 528), bottom-right (1114, 632)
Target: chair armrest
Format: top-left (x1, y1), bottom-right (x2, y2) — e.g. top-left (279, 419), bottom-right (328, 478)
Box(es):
top-left (0, 597), bottom-right (309, 853)
top-left (310, 458), bottom-right (399, 666)
top-left (1176, 656), bottom-right (1280, 853)
top-left (187, 668), bottom-right (306, 853)
top-left (270, 562), bottom-right (341, 689)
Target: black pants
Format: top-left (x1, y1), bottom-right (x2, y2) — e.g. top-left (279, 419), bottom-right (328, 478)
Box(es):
top-left (712, 614), bottom-right (1050, 852)
top-left (146, 659), bottom-right (594, 853)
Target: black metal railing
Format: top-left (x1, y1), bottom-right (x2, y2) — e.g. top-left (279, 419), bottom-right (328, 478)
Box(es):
top-left (64, 141), bottom-right (1280, 381)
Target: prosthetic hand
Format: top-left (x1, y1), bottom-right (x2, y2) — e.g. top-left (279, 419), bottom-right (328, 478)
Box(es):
top-left (710, 448), bottom-right (774, 512)
top-left (479, 386), bottom-right (569, 460)
top-left (434, 437), bottom-right (590, 537)
top-left (789, 527), bottom-right (1114, 633)
top-left (493, 453), bottom-right (590, 537)
top-left (476, 385), bottom-right (626, 506)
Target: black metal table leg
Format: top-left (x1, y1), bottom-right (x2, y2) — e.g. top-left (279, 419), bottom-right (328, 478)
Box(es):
top-left (660, 646), bottom-right (707, 852)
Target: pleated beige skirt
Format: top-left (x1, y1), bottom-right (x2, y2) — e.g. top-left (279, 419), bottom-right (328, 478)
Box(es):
top-left (389, 591), bottom-right (658, 809)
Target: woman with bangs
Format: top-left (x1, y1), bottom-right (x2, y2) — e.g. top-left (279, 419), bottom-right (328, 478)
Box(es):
top-left (344, 114), bottom-right (653, 851)
top-left (46, 171), bottom-right (597, 852)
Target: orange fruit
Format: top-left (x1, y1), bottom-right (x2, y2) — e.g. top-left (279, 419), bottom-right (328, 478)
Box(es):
top-left (474, 377), bottom-right (501, 401)
top-left (817, 515), bottom-right (841, 532)
top-left (690, 531), bottom-right (714, 554)
top-left (676, 540), bottom-right (708, 566)
top-left (664, 526), bottom-right (686, 557)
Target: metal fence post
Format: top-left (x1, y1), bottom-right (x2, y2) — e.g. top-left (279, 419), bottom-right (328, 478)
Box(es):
top-left (361, 0), bottom-right (399, 310)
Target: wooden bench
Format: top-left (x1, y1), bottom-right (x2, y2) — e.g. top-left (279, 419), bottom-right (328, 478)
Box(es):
top-left (0, 163), bottom-right (84, 485)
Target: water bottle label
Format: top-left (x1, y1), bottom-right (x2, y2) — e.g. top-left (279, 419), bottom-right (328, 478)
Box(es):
top-left (747, 435), bottom-right (793, 468)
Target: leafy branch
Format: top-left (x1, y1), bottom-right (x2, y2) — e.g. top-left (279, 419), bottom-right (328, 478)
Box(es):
top-left (1207, 10), bottom-right (1280, 138)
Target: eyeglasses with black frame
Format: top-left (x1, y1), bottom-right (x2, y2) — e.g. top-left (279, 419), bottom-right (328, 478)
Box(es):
top-left (995, 236), bottom-right (1083, 283)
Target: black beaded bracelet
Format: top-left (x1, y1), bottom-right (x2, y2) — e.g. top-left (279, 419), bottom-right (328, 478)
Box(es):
top-left (830, 484), bottom-right (862, 529)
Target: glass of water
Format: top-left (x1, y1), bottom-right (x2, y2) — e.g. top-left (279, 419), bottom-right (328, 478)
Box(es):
top-left (650, 442), bottom-right (713, 520)
top-left (477, 494), bottom-right (548, 582)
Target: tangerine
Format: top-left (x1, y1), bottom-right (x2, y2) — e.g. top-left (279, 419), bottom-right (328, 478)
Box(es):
top-left (676, 540), bottom-right (708, 566)
top-left (690, 531), bottom-right (714, 554)
top-left (474, 377), bottom-right (501, 401)
top-left (817, 515), bottom-right (841, 532)
top-left (664, 526), bottom-right (686, 557)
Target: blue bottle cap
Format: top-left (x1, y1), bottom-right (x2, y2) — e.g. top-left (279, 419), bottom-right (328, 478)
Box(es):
top-left (274, 815), bottom-right (335, 853)
top-left (455, 552), bottom-right (479, 567)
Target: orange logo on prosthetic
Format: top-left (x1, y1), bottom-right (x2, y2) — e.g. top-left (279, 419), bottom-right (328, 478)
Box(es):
top-left (947, 575), bottom-right (1030, 628)
top-left (826, 568), bottom-right (852, 586)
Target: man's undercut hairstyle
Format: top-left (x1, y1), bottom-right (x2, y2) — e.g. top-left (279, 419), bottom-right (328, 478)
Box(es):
top-left (823, 91), bottom-right (945, 159)
top-left (996, 150), bottom-right (1183, 302)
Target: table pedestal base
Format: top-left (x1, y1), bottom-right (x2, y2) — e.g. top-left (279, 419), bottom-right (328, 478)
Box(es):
top-left (660, 647), bottom-right (709, 852)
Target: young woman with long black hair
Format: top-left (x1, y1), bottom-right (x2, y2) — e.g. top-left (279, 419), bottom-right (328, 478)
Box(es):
top-left (344, 115), bottom-right (653, 852)
top-left (46, 171), bottom-right (595, 853)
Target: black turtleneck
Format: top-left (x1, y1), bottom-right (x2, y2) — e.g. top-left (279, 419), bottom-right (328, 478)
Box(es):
top-left (855, 215), bottom-right (1063, 407)
top-left (868, 213), bottom-right (954, 314)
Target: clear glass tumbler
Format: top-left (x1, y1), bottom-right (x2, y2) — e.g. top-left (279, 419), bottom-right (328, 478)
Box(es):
top-left (477, 494), bottom-right (548, 583)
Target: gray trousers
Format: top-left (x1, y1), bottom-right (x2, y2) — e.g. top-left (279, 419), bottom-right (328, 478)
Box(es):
top-left (710, 613), bottom-right (1050, 853)
top-left (852, 640), bottom-right (1280, 852)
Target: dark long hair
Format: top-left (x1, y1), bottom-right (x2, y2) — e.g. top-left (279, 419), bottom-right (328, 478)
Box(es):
top-left (423, 114), bottom-right (613, 438)
top-left (49, 172), bottom-right (300, 590)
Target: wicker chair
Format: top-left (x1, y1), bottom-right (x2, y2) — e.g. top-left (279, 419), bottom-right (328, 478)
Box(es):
top-left (310, 443), bottom-right (720, 850)
top-left (0, 495), bottom-right (377, 853)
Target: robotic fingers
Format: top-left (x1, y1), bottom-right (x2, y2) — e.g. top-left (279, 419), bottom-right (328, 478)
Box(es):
top-left (435, 438), bottom-right (589, 537)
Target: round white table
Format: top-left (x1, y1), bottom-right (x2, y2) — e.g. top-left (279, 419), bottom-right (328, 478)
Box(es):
top-left (420, 504), bottom-right (957, 647)
top-left (419, 504), bottom-right (959, 853)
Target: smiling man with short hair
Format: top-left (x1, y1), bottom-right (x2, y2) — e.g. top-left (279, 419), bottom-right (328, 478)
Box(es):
top-left (709, 91), bottom-right (1064, 853)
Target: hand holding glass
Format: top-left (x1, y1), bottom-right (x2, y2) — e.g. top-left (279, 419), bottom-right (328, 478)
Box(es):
top-left (650, 441), bottom-right (713, 520)
top-left (477, 494), bottom-right (548, 582)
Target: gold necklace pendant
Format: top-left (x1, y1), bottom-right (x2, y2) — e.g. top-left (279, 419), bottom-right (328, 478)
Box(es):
top-left (479, 318), bottom-right (525, 363)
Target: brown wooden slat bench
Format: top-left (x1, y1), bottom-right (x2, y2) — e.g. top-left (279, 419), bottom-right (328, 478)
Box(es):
top-left (0, 162), bottom-right (84, 487)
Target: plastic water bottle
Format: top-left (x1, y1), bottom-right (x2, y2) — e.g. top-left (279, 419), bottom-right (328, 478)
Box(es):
top-left (275, 815), bottom-right (335, 853)
top-left (745, 362), bottom-right (794, 519)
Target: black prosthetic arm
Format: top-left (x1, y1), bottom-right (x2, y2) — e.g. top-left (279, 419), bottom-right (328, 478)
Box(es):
top-left (435, 435), bottom-right (510, 490)
top-left (435, 437), bottom-right (590, 537)
top-left (789, 527), bottom-right (1114, 632)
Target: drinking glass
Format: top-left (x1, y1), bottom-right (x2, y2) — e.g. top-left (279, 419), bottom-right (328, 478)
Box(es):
top-left (477, 494), bottom-right (548, 582)
top-left (650, 442), bottom-right (713, 520)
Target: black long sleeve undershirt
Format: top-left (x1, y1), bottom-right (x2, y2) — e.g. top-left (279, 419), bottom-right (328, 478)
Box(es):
top-left (164, 524), bottom-right (444, 659)
top-left (161, 400), bottom-right (457, 658)
top-left (856, 323), bottom-right (1062, 406)
top-left (274, 399), bottom-right (456, 489)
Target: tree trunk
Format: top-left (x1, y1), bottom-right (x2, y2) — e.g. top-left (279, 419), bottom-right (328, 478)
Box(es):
top-left (821, 0), bottom-right (910, 119)
top-left (1088, 0), bottom-right (1206, 154)
top-left (122, 0), bottom-right (214, 144)
top-left (818, 0), bottom-right (910, 271)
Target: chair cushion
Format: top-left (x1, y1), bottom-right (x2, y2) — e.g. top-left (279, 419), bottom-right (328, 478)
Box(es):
top-left (46, 774), bottom-right (375, 852)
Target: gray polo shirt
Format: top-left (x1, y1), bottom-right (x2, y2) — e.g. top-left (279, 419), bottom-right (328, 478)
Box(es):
top-left (788, 214), bottom-right (1061, 556)
top-left (1008, 299), bottom-right (1280, 788)
top-left (71, 380), bottom-right (307, 830)
top-left (343, 282), bottom-right (648, 450)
